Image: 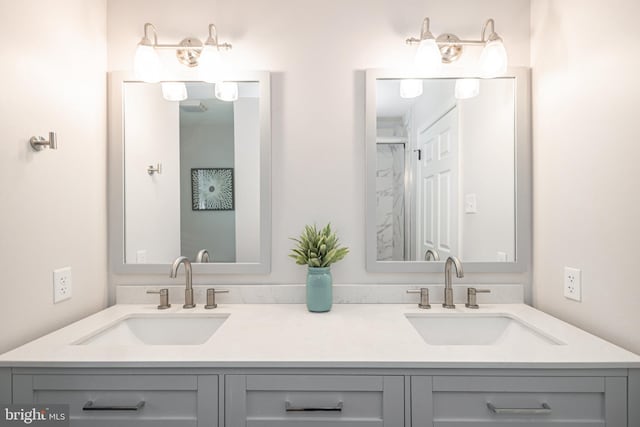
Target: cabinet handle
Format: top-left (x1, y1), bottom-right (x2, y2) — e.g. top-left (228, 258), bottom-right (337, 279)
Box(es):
top-left (285, 401), bottom-right (343, 412)
top-left (487, 402), bottom-right (551, 415)
top-left (83, 401), bottom-right (145, 411)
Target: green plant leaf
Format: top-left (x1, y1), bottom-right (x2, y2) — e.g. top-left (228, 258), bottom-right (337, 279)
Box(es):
top-left (289, 222), bottom-right (349, 267)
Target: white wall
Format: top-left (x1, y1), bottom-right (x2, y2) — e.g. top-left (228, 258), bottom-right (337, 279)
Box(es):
top-left (0, 0), bottom-right (108, 353)
top-left (531, 0), bottom-right (640, 354)
top-left (411, 80), bottom-right (457, 133)
top-left (459, 79), bottom-right (515, 262)
top-left (124, 84), bottom-right (181, 264)
top-left (234, 98), bottom-right (261, 263)
top-left (107, 0), bottom-right (531, 287)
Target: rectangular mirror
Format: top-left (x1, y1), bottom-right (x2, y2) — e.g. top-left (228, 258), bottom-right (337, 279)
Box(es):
top-left (365, 68), bottom-right (530, 273)
top-left (109, 71), bottom-right (271, 274)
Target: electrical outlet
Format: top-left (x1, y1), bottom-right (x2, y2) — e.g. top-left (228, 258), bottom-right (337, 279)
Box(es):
top-left (136, 250), bottom-right (147, 264)
top-left (464, 194), bottom-right (478, 214)
top-left (53, 267), bottom-right (72, 303)
top-left (564, 267), bottom-right (581, 302)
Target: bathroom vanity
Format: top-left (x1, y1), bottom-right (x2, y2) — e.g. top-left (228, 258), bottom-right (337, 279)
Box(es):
top-left (1, 303), bottom-right (638, 426)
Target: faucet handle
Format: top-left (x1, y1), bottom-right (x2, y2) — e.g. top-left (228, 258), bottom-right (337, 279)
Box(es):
top-left (205, 288), bottom-right (230, 309)
top-left (465, 287), bottom-right (491, 309)
top-left (146, 288), bottom-right (171, 310)
top-left (407, 288), bottom-right (431, 309)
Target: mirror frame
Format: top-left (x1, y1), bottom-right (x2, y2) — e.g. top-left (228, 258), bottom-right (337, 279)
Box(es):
top-left (108, 71), bottom-right (272, 274)
top-left (365, 67), bottom-right (531, 273)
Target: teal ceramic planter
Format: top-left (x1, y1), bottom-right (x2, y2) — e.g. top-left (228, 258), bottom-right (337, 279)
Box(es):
top-left (306, 267), bottom-right (332, 312)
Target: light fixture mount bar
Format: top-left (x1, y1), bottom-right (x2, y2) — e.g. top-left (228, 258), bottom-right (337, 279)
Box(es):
top-left (406, 18), bottom-right (502, 50)
top-left (152, 43), bottom-right (232, 51)
top-left (176, 38), bottom-right (203, 67)
top-left (437, 39), bottom-right (486, 46)
top-left (436, 34), bottom-right (463, 63)
top-left (138, 23), bottom-right (233, 53)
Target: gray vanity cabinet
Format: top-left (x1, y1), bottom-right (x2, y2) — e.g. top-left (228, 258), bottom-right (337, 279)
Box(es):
top-left (225, 375), bottom-right (405, 426)
top-left (11, 373), bottom-right (219, 427)
top-left (411, 375), bottom-right (628, 427)
top-left (5, 370), bottom-right (637, 426)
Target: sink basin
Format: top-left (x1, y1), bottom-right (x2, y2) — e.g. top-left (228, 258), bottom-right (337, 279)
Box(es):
top-left (405, 313), bottom-right (563, 346)
top-left (75, 314), bottom-right (229, 346)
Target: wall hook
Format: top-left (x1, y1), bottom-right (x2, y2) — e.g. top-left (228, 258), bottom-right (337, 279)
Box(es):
top-left (147, 163), bottom-right (162, 175)
top-left (30, 131), bottom-right (58, 151)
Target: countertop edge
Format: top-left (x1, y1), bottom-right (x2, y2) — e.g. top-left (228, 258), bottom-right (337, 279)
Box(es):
top-left (2, 361), bottom-right (640, 369)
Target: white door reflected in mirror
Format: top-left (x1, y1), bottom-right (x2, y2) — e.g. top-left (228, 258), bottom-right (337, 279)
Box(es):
top-left (375, 78), bottom-right (516, 263)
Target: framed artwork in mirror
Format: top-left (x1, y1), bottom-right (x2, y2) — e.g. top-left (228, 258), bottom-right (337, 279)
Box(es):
top-left (191, 168), bottom-right (234, 211)
top-left (109, 70), bottom-right (271, 273)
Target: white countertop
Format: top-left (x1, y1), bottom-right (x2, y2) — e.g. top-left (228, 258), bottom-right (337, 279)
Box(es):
top-left (1, 304), bottom-right (639, 369)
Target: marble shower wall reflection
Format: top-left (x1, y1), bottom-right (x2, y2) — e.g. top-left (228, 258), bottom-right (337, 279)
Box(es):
top-left (376, 143), bottom-right (405, 261)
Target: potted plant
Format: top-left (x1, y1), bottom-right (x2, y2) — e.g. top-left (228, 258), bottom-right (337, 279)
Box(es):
top-left (289, 223), bottom-right (349, 312)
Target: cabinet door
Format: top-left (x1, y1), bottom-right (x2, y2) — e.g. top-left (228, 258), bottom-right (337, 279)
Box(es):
top-left (12, 374), bottom-right (218, 427)
top-left (411, 375), bottom-right (627, 427)
top-left (226, 375), bottom-right (404, 427)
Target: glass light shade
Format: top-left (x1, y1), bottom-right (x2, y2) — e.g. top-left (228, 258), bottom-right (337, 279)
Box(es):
top-left (455, 79), bottom-right (480, 100)
top-left (415, 38), bottom-right (442, 73)
top-left (400, 79), bottom-right (423, 99)
top-left (161, 82), bottom-right (188, 102)
top-left (199, 45), bottom-right (226, 83)
top-left (479, 39), bottom-right (508, 78)
top-left (215, 82), bottom-right (238, 102)
top-left (134, 44), bottom-right (162, 83)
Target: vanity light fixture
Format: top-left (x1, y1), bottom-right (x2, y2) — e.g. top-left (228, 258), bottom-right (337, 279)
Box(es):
top-left (454, 78), bottom-right (480, 100)
top-left (215, 81), bottom-right (239, 102)
top-left (161, 82), bottom-right (188, 101)
top-left (134, 23), bottom-right (162, 83)
top-left (410, 18), bottom-right (442, 73)
top-left (406, 18), bottom-right (508, 77)
top-left (399, 79), bottom-right (423, 99)
top-left (199, 24), bottom-right (232, 83)
top-left (478, 19), bottom-right (508, 78)
top-left (134, 22), bottom-right (233, 83)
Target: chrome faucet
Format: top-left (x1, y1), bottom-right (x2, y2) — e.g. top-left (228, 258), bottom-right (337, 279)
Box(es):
top-left (443, 256), bottom-right (464, 308)
top-left (424, 249), bottom-right (440, 261)
top-left (170, 256), bottom-right (195, 308)
top-left (195, 249), bottom-right (210, 263)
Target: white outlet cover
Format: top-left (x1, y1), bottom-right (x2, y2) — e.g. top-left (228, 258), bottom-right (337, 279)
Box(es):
top-left (464, 194), bottom-right (478, 214)
top-left (53, 267), bottom-right (72, 304)
top-left (564, 267), bottom-right (581, 302)
top-left (136, 250), bottom-right (147, 264)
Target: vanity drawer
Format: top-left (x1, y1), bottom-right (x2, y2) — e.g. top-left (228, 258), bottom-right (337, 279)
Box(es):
top-left (412, 375), bottom-right (627, 427)
top-left (12, 374), bottom-right (218, 427)
top-left (225, 375), bottom-right (404, 427)
top-left (433, 391), bottom-right (604, 426)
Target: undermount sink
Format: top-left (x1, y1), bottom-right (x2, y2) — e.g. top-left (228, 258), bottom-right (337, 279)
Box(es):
top-left (74, 314), bottom-right (229, 346)
top-left (405, 313), bottom-right (563, 346)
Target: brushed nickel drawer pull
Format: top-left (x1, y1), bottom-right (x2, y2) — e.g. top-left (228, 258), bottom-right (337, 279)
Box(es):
top-left (285, 401), bottom-right (343, 412)
top-left (83, 401), bottom-right (145, 411)
top-left (487, 402), bottom-right (551, 415)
